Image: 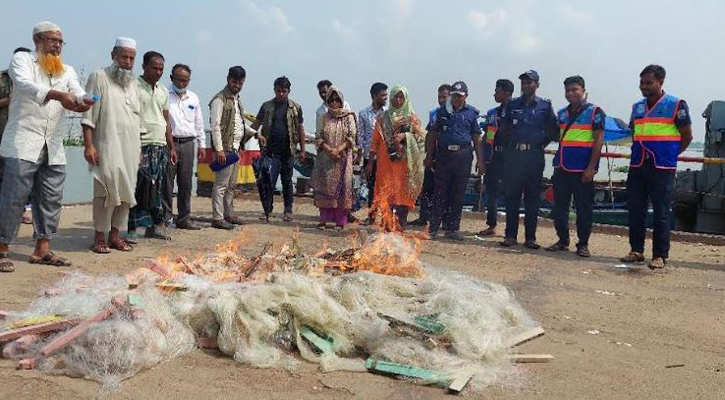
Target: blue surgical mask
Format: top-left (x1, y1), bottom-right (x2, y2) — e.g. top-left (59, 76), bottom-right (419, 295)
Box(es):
top-left (172, 84), bottom-right (187, 95)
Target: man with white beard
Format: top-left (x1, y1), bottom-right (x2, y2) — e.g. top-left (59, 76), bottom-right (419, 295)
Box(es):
top-left (0, 22), bottom-right (92, 272)
top-left (82, 37), bottom-right (143, 254)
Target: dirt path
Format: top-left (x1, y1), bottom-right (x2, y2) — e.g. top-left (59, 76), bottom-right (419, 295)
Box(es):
top-left (1, 196), bottom-right (723, 399)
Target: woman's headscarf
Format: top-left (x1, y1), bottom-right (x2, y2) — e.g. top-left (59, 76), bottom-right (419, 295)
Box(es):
top-left (325, 86), bottom-right (353, 119)
top-left (388, 85), bottom-right (415, 120)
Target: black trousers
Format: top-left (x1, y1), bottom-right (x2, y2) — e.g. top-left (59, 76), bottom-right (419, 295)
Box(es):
top-left (484, 153), bottom-right (504, 228)
top-left (259, 153), bottom-right (294, 216)
top-left (165, 138), bottom-right (195, 224)
top-left (430, 149), bottom-right (473, 233)
top-left (418, 166), bottom-right (435, 222)
top-left (552, 169), bottom-right (595, 247)
top-left (503, 148), bottom-right (544, 242)
top-left (364, 158), bottom-right (377, 208)
top-left (627, 159), bottom-right (675, 258)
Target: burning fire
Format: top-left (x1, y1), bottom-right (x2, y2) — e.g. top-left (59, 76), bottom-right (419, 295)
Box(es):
top-left (126, 222), bottom-right (426, 293)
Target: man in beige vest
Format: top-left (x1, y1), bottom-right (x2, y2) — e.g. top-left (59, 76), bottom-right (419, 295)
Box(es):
top-left (208, 66), bottom-right (252, 230)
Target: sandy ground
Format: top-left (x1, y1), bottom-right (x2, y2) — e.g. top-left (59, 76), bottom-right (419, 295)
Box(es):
top-left (1, 195), bottom-right (724, 399)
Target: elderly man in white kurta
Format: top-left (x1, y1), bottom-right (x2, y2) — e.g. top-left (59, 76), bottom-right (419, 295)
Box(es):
top-left (81, 37), bottom-right (143, 254)
top-left (0, 21), bottom-right (92, 273)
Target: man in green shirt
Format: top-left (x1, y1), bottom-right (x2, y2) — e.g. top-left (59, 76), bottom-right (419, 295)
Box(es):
top-left (127, 51), bottom-right (177, 244)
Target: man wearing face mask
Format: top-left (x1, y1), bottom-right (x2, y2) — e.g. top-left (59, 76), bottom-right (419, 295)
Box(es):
top-left (425, 81), bottom-right (485, 240)
top-left (82, 37), bottom-right (143, 254)
top-left (0, 22), bottom-right (92, 272)
top-left (545, 76), bottom-right (605, 257)
top-left (164, 64), bottom-right (205, 230)
top-left (498, 70), bottom-right (559, 250)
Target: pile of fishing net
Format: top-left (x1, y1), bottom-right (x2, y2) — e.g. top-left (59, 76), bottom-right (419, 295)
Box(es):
top-left (0, 233), bottom-right (537, 392)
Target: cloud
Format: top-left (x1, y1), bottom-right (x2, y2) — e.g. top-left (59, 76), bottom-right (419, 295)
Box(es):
top-left (241, 0), bottom-right (294, 35)
top-left (391, 0), bottom-right (415, 22)
top-left (511, 31), bottom-right (541, 56)
top-left (331, 19), bottom-right (356, 39)
top-left (194, 30), bottom-right (213, 44)
top-left (467, 8), bottom-right (507, 39)
top-left (559, 4), bottom-right (593, 24)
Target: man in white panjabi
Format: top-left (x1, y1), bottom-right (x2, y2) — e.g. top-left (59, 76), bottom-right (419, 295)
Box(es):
top-left (81, 37), bottom-right (143, 254)
top-left (0, 21), bottom-right (93, 273)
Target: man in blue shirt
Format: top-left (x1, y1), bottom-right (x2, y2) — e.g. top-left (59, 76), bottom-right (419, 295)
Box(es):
top-left (477, 79), bottom-right (513, 237)
top-left (425, 81), bottom-right (485, 240)
top-left (499, 70), bottom-right (559, 249)
top-left (411, 83), bottom-right (451, 227)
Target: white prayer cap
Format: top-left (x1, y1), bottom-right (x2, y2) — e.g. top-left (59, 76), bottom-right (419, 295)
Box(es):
top-left (114, 37), bottom-right (137, 50)
top-left (32, 21), bottom-right (62, 36)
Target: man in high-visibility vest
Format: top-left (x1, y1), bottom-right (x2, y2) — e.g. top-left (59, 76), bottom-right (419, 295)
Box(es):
top-left (545, 76), bottom-right (605, 257)
top-left (621, 64), bottom-right (692, 269)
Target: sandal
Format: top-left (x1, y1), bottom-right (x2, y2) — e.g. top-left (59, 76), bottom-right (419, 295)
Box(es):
top-left (317, 223), bottom-right (326, 230)
top-left (90, 241), bottom-right (111, 254)
top-left (523, 240), bottom-right (541, 250)
top-left (109, 239), bottom-right (133, 252)
top-left (283, 213), bottom-right (294, 223)
top-left (125, 231), bottom-right (139, 245)
top-left (0, 253), bottom-right (15, 273)
top-left (334, 225), bottom-right (344, 231)
top-left (29, 251), bottom-right (72, 266)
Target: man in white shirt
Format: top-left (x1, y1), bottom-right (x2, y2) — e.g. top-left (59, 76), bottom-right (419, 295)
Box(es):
top-left (315, 79), bottom-right (351, 134)
top-left (0, 21), bottom-right (93, 272)
top-left (164, 63), bottom-right (205, 230)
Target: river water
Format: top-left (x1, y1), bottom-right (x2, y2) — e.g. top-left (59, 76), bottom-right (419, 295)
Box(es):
top-left (61, 145), bottom-right (706, 205)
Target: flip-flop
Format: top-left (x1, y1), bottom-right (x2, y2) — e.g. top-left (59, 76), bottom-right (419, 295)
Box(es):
top-left (109, 239), bottom-right (133, 252)
top-left (29, 251), bottom-right (72, 266)
top-left (0, 253), bottom-right (15, 273)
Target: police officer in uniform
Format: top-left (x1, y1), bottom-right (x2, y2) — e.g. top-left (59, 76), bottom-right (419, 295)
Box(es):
top-left (545, 76), bottom-right (605, 257)
top-left (425, 81), bottom-right (485, 240)
top-left (621, 64), bottom-right (692, 269)
top-left (499, 70), bottom-right (558, 249)
top-left (477, 79), bottom-right (514, 237)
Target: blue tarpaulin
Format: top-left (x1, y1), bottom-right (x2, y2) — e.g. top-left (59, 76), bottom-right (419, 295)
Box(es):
top-left (604, 116), bottom-right (631, 142)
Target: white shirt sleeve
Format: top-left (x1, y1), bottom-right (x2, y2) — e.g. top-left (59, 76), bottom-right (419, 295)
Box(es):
top-left (209, 97), bottom-right (223, 152)
top-left (65, 66), bottom-right (87, 103)
top-left (194, 94), bottom-right (205, 148)
top-left (9, 52), bottom-right (50, 105)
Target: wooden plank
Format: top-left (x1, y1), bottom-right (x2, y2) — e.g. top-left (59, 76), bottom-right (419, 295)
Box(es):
top-left (447, 374), bottom-right (473, 394)
top-left (505, 326), bottom-right (545, 348)
top-left (18, 357), bottom-right (37, 370)
top-left (0, 318), bottom-right (79, 343)
top-left (511, 354), bottom-right (554, 363)
top-left (37, 298), bottom-right (123, 357)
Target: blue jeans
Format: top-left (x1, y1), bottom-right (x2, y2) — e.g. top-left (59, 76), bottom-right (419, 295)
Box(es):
top-left (0, 147), bottom-right (65, 244)
top-left (627, 159), bottom-right (675, 258)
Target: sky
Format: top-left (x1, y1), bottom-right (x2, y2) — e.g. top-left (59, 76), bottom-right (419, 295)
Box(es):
top-left (2, 0), bottom-right (723, 140)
